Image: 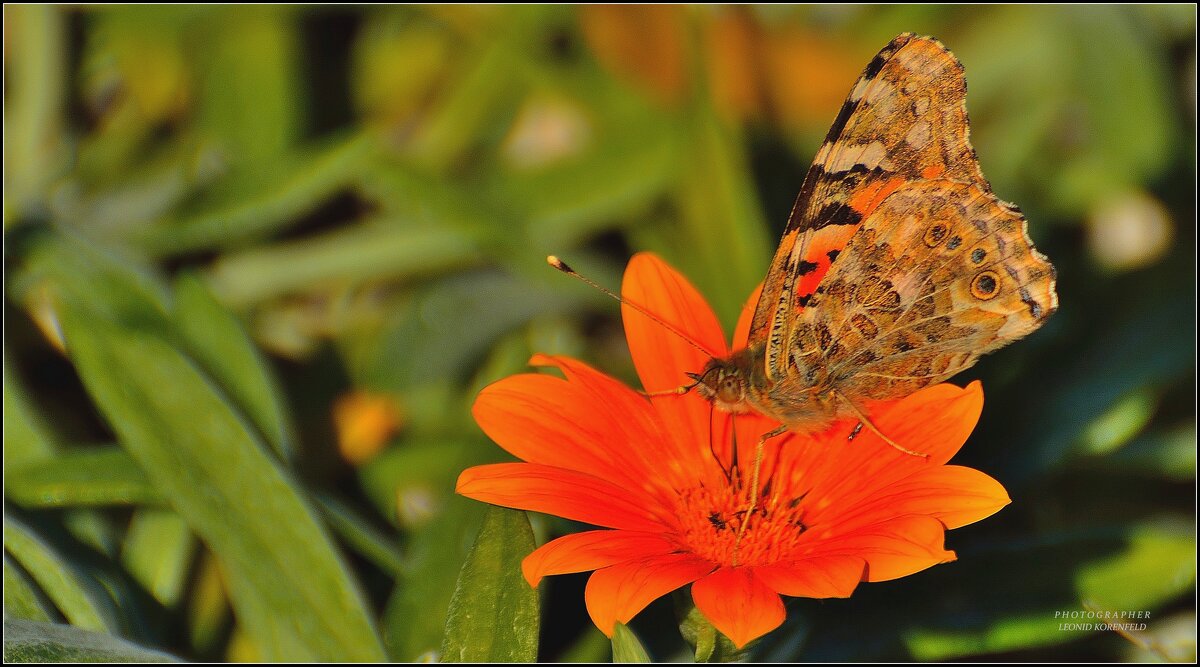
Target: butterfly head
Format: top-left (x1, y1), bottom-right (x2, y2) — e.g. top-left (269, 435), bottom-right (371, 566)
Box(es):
top-left (689, 355), bottom-right (756, 414)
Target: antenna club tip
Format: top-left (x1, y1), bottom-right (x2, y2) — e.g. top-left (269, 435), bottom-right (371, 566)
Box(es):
top-left (546, 255), bottom-right (572, 272)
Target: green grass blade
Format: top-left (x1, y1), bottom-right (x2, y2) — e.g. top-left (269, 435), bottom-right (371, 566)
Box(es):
top-left (173, 273), bottom-right (296, 460)
top-left (6, 448), bottom-right (162, 508)
top-left (4, 554), bottom-right (54, 622)
top-left (3, 516), bottom-right (116, 633)
top-left (120, 509), bottom-right (196, 608)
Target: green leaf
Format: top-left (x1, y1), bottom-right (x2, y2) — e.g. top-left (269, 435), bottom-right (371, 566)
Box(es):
top-left (204, 218), bottom-right (482, 308)
top-left (350, 269), bottom-right (601, 393)
top-left (992, 293), bottom-right (1193, 486)
top-left (173, 273), bottom-right (295, 460)
top-left (3, 356), bottom-right (59, 474)
top-left (1076, 519), bottom-right (1195, 611)
top-left (899, 520), bottom-right (1196, 661)
top-left (611, 623), bottom-right (651, 663)
top-left (11, 230), bottom-right (173, 342)
top-left (3, 516), bottom-right (116, 633)
top-left (440, 506), bottom-right (539, 662)
top-left (185, 552), bottom-right (230, 656)
top-left (1098, 424), bottom-right (1196, 481)
top-left (510, 124), bottom-right (678, 252)
top-left (120, 509), bottom-right (196, 607)
top-left (6, 448), bottom-right (162, 508)
top-left (3, 4), bottom-right (68, 218)
top-left (194, 6), bottom-right (301, 168)
top-left (57, 300), bottom-right (386, 661)
top-left (138, 132), bottom-right (379, 256)
top-left (2, 618), bottom-right (180, 663)
top-left (1076, 389), bottom-right (1157, 455)
top-left (314, 493), bottom-right (406, 576)
top-left (384, 498), bottom-right (483, 660)
top-left (677, 594), bottom-right (745, 663)
top-left (4, 554), bottom-right (53, 622)
top-left (559, 627), bottom-right (612, 663)
top-left (406, 36), bottom-right (523, 172)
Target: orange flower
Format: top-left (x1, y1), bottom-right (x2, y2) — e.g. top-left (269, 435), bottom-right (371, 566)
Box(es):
top-left (457, 253), bottom-right (1010, 648)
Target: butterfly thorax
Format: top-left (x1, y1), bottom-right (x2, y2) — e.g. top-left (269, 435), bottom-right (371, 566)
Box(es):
top-left (696, 344), bottom-right (848, 433)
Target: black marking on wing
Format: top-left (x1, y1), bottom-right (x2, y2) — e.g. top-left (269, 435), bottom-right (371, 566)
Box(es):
top-left (1019, 286), bottom-right (1044, 319)
top-left (816, 202), bottom-right (864, 228)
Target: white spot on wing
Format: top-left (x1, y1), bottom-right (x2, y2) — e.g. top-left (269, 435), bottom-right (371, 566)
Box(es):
top-left (864, 80), bottom-right (895, 105)
top-left (825, 141), bottom-right (893, 172)
top-left (905, 121), bottom-right (932, 150)
top-left (813, 141), bottom-right (833, 165)
top-left (850, 76), bottom-right (872, 101)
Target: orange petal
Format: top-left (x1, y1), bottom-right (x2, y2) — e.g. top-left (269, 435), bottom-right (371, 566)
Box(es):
top-left (535, 353), bottom-right (695, 461)
top-left (800, 515), bottom-right (956, 582)
top-left (828, 465), bottom-right (1011, 535)
top-left (792, 382), bottom-right (985, 528)
top-left (874, 380), bottom-right (985, 465)
top-left (585, 553), bottom-right (715, 636)
top-left (456, 463), bottom-right (667, 532)
top-left (621, 253), bottom-right (730, 471)
top-left (731, 282), bottom-right (764, 349)
top-left (691, 567), bottom-right (785, 649)
top-left (752, 555), bottom-right (865, 599)
top-left (473, 366), bottom-right (667, 493)
top-left (622, 252), bottom-right (727, 389)
top-left (522, 530), bottom-right (681, 587)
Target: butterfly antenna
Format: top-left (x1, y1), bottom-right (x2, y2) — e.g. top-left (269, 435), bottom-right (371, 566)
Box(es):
top-left (547, 256), bottom-right (717, 360)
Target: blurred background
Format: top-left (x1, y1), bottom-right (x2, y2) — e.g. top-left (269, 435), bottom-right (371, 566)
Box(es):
top-left (3, 4), bottom-right (1195, 662)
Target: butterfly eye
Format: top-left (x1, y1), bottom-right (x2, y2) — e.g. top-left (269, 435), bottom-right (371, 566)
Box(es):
top-left (923, 223), bottom-right (949, 247)
top-left (971, 271), bottom-right (1001, 300)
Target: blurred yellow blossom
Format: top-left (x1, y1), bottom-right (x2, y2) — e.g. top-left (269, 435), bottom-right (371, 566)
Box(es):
top-left (333, 390), bottom-right (404, 465)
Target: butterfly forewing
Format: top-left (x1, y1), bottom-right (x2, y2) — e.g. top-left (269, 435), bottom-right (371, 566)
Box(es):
top-left (749, 33), bottom-right (991, 381)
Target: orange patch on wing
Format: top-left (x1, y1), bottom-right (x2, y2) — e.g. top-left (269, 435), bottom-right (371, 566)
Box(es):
top-left (921, 164), bottom-right (945, 179)
top-left (795, 226), bottom-right (857, 303)
top-left (847, 176), bottom-right (907, 217)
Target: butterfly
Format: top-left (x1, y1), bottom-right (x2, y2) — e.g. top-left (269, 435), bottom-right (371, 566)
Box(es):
top-left (684, 33), bottom-right (1058, 520)
top-left (550, 33), bottom-right (1057, 531)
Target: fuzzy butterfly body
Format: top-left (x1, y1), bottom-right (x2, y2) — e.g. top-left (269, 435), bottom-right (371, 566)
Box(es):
top-left (696, 33), bottom-right (1058, 438)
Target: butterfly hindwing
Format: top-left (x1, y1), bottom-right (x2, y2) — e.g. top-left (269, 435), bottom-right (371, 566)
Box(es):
top-left (786, 179), bottom-right (1057, 401)
top-left (750, 33), bottom-right (989, 380)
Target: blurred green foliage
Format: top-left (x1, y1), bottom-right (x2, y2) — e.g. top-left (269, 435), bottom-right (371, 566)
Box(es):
top-left (3, 5), bottom-right (1194, 662)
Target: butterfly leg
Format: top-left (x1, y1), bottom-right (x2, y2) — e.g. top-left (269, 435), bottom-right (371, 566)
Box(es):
top-left (835, 390), bottom-right (929, 458)
top-left (733, 424), bottom-right (789, 565)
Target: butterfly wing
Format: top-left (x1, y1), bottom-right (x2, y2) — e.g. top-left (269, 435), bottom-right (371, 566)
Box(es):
top-left (785, 179), bottom-right (1057, 401)
top-left (749, 33), bottom-right (987, 380)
